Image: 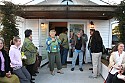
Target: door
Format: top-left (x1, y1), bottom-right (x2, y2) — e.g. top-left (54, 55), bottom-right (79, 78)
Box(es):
top-left (39, 22), bottom-right (49, 66)
top-left (67, 22), bottom-right (85, 62)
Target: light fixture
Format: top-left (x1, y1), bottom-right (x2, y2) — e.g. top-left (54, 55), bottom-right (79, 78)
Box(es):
top-left (41, 23), bottom-right (44, 27)
top-left (90, 21), bottom-right (94, 28)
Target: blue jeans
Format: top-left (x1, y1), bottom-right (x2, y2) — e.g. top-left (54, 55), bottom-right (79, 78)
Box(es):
top-left (60, 48), bottom-right (69, 65)
top-left (72, 50), bottom-right (83, 68)
top-left (89, 48), bottom-right (92, 62)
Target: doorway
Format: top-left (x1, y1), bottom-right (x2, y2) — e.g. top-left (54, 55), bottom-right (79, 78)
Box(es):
top-left (49, 22), bottom-right (67, 36)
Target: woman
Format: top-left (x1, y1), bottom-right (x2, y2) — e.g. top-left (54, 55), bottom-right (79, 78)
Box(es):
top-left (106, 43), bottom-right (125, 83)
top-left (89, 30), bottom-right (103, 78)
top-left (71, 32), bottom-right (84, 71)
top-left (0, 38), bottom-right (20, 83)
top-left (21, 29), bottom-right (37, 83)
top-left (9, 36), bottom-right (31, 83)
top-left (46, 30), bottom-right (63, 76)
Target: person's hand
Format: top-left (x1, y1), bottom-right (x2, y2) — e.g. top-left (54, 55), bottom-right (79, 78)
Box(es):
top-left (52, 38), bottom-right (55, 41)
top-left (118, 70), bottom-right (124, 75)
top-left (6, 71), bottom-right (11, 78)
top-left (57, 36), bottom-right (59, 39)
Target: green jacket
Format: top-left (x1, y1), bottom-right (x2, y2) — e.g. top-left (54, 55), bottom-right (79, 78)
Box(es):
top-left (59, 33), bottom-right (69, 49)
top-left (21, 38), bottom-right (37, 65)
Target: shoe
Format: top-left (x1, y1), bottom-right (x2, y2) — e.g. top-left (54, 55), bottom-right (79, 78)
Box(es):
top-left (31, 81), bottom-right (35, 83)
top-left (31, 78), bottom-right (35, 80)
top-left (57, 70), bottom-right (64, 74)
top-left (32, 73), bottom-right (37, 76)
top-left (79, 68), bottom-right (83, 71)
top-left (89, 75), bottom-right (97, 79)
top-left (89, 68), bottom-right (93, 70)
top-left (83, 61), bottom-right (85, 64)
top-left (35, 71), bottom-right (39, 73)
top-left (51, 71), bottom-right (55, 76)
top-left (71, 68), bottom-right (74, 71)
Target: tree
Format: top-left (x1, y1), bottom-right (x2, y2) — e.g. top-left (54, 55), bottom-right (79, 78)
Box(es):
top-left (0, 1), bottom-right (21, 49)
top-left (115, 0), bottom-right (125, 44)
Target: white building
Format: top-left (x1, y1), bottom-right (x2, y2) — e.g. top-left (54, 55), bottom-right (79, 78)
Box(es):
top-left (15, 0), bottom-right (117, 66)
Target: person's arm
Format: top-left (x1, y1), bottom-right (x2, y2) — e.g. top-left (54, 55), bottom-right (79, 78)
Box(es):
top-left (85, 34), bottom-right (88, 43)
top-left (9, 50), bottom-right (20, 66)
top-left (46, 38), bottom-right (52, 46)
top-left (108, 52), bottom-right (115, 69)
top-left (25, 42), bottom-right (37, 53)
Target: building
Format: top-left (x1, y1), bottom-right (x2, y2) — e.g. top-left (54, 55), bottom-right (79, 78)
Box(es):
top-left (1, 0), bottom-right (117, 66)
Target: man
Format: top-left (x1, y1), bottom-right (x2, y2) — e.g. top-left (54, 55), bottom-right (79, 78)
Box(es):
top-left (88, 29), bottom-right (95, 70)
top-left (59, 28), bottom-right (69, 66)
top-left (79, 29), bottom-right (88, 64)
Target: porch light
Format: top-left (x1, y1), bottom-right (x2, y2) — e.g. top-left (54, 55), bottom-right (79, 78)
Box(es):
top-left (90, 21), bottom-right (94, 28)
top-left (41, 23), bottom-right (44, 27)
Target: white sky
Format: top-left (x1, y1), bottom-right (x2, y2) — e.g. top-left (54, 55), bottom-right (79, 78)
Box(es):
top-left (0, 0), bottom-right (123, 5)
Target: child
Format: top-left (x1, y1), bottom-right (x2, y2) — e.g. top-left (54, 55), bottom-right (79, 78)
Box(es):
top-left (9, 36), bottom-right (31, 83)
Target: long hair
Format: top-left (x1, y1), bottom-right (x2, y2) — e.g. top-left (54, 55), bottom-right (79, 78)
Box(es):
top-left (111, 42), bottom-right (124, 53)
top-left (92, 30), bottom-right (102, 41)
top-left (0, 38), bottom-right (4, 51)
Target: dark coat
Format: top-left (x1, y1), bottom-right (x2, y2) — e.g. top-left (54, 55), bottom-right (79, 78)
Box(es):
top-left (0, 49), bottom-right (12, 77)
top-left (90, 35), bottom-right (103, 53)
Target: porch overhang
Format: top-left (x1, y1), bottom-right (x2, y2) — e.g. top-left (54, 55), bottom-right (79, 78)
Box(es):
top-left (1, 5), bottom-right (117, 20)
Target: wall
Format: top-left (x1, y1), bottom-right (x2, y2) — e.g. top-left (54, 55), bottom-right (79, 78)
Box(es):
top-left (17, 18), bottom-right (114, 64)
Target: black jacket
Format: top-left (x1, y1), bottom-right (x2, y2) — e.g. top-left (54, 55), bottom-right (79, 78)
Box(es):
top-left (0, 49), bottom-right (12, 77)
top-left (90, 35), bottom-right (103, 53)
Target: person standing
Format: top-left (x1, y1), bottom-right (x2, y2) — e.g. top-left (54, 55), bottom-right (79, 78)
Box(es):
top-left (80, 29), bottom-right (88, 64)
top-left (59, 28), bottom-right (69, 66)
top-left (21, 29), bottom-right (37, 83)
top-left (9, 36), bottom-right (31, 83)
top-left (71, 32), bottom-right (84, 71)
top-left (46, 30), bottom-right (63, 76)
top-left (88, 29), bottom-right (95, 70)
top-left (89, 30), bottom-right (103, 78)
top-left (106, 43), bottom-right (125, 83)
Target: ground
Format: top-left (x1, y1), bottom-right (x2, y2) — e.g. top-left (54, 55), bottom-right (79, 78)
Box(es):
top-left (34, 64), bottom-right (104, 83)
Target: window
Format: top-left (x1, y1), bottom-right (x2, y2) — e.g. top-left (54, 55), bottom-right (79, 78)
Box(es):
top-left (61, 0), bottom-right (74, 5)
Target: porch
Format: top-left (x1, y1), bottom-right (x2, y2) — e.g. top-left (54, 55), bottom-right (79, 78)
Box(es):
top-left (34, 64), bottom-right (105, 83)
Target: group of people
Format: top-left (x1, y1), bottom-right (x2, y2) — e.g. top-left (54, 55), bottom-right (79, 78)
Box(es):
top-left (0, 29), bottom-right (40, 83)
top-left (1, 27), bottom-right (125, 83)
top-left (46, 28), bottom-right (103, 78)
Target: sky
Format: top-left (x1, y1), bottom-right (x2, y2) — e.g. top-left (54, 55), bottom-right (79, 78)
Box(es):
top-left (0, 0), bottom-right (123, 5)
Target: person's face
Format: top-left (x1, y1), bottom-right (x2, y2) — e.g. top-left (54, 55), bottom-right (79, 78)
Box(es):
top-left (80, 30), bottom-right (83, 35)
top-left (90, 31), bottom-right (94, 36)
top-left (77, 33), bottom-right (81, 38)
top-left (0, 40), bottom-right (3, 50)
top-left (50, 32), bottom-right (56, 38)
top-left (70, 32), bottom-right (73, 37)
top-left (15, 39), bottom-right (21, 46)
top-left (29, 34), bottom-right (32, 40)
top-left (118, 44), bottom-right (124, 52)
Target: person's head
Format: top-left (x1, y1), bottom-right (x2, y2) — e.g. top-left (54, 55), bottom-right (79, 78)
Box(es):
top-left (24, 29), bottom-right (32, 40)
top-left (70, 31), bottom-right (74, 38)
top-left (13, 36), bottom-right (21, 47)
top-left (90, 29), bottom-right (95, 36)
top-left (80, 29), bottom-right (84, 36)
top-left (93, 30), bottom-right (101, 37)
top-left (77, 32), bottom-right (81, 38)
top-left (50, 30), bottom-right (56, 38)
top-left (0, 38), bottom-right (4, 50)
top-left (62, 28), bottom-right (68, 34)
top-left (112, 43), bottom-right (124, 53)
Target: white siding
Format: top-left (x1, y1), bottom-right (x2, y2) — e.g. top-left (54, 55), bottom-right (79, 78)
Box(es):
top-left (25, 19), bottom-right (39, 47)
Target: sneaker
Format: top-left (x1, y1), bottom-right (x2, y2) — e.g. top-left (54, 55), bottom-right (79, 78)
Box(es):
top-left (79, 68), bottom-right (83, 71)
top-left (71, 68), bottom-right (74, 71)
top-left (51, 71), bottom-right (55, 76)
top-left (57, 70), bottom-right (64, 74)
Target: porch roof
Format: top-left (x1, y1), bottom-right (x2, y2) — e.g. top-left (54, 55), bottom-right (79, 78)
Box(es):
top-left (3, 5), bottom-right (118, 20)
